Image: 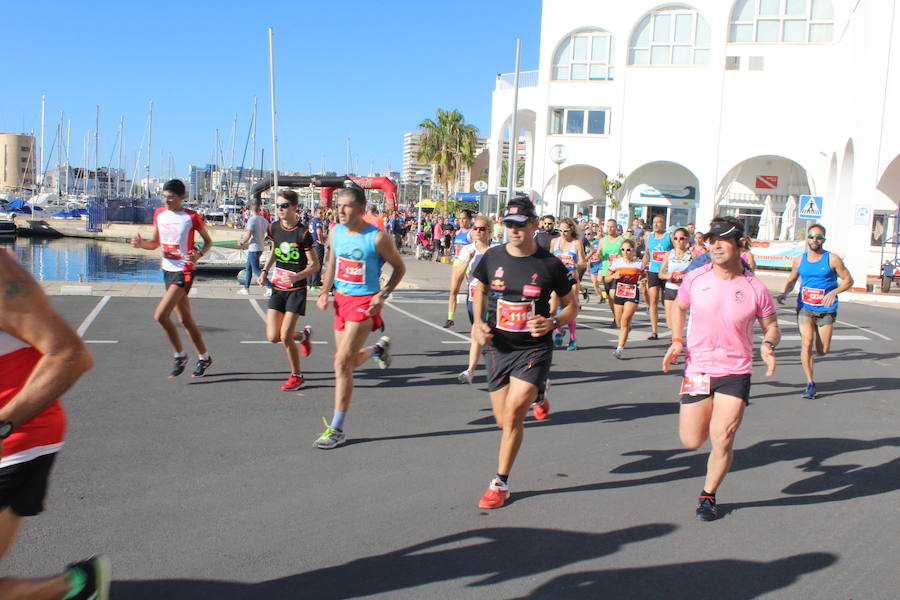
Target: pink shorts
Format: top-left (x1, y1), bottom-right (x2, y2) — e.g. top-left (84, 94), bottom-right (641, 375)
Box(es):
top-left (334, 292), bottom-right (383, 332)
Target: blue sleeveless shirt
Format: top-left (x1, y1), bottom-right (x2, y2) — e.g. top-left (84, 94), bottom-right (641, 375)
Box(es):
top-left (332, 223), bottom-right (384, 296)
top-left (797, 250), bottom-right (838, 311)
top-left (647, 232), bottom-right (673, 273)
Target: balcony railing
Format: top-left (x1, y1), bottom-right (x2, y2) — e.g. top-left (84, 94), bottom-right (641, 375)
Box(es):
top-left (495, 70), bottom-right (539, 90)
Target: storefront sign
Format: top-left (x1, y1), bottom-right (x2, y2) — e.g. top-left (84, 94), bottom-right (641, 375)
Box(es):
top-left (755, 176), bottom-right (779, 189)
top-left (751, 240), bottom-right (804, 270)
top-left (639, 185), bottom-right (696, 199)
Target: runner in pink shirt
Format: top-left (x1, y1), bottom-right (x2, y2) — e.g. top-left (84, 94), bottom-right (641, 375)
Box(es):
top-left (662, 217), bottom-right (780, 522)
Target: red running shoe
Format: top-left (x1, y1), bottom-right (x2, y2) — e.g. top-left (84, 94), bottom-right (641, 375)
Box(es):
top-left (478, 479), bottom-right (510, 509)
top-left (531, 379), bottom-right (551, 420)
top-left (281, 374), bottom-right (305, 391)
top-left (298, 326), bottom-right (313, 358)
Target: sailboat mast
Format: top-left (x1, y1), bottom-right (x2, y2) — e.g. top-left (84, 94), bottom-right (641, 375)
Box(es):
top-left (94, 105), bottom-right (100, 198)
top-left (267, 27), bottom-right (280, 199)
top-left (65, 119), bottom-right (70, 196)
top-left (251, 96), bottom-right (257, 188)
top-left (147, 101), bottom-right (153, 198)
top-left (39, 95), bottom-right (45, 192)
top-left (117, 116), bottom-right (124, 196)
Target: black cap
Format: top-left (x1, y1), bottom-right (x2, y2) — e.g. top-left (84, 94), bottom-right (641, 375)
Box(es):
top-left (502, 196), bottom-right (538, 224)
top-left (704, 219), bottom-right (743, 241)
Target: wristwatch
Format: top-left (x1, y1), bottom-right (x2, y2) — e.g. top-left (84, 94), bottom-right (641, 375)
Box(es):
top-left (0, 421), bottom-right (13, 440)
top-left (763, 340), bottom-right (778, 349)
top-left (380, 289), bottom-right (392, 300)
top-left (550, 316), bottom-right (561, 329)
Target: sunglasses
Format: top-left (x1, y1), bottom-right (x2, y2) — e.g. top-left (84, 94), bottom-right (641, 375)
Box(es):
top-left (673, 236), bottom-right (687, 241)
top-left (622, 247), bottom-right (634, 251)
top-left (558, 229), bottom-right (572, 233)
top-left (506, 221), bottom-right (529, 229)
top-left (276, 202), bottom-right (292, 209)
top-left (472, 226), bottom-right (487, 232)
top-left (807, 234), bottom-right (825, 240)
top-left (542, 221), bottom-right (554, 225)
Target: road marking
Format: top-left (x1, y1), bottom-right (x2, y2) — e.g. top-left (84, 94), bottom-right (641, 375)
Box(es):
top-left (76, 296), bottom-right (111, 337)
top-left (384, 301), bottom-right (470, 341)
top-left (835, 319), bottom-right (892, 341)
top-left (85, 340), bottom-right (118, 344)
top-left (764, 334), bottom-right (870, 341)
top-left (441, 340), bottom-right (471, 344)
top-left (249, 299), bottom-right (267, 321)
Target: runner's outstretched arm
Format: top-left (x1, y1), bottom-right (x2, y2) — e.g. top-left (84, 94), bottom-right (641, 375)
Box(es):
top-left (777, 257), bottom-right (801, 304)
top-left (316, 243), bottom-right (337, 311)
top-left (366, 231), bottom-right (407, 316)
top-left (0, 252), bottom-right (93, 430)
top-left (758, 315), bottom-right (780, 376)
top-left (471, 281), bottom-right (493, 345)
top-left (823, 254), bottom-right (854, 307)
top-left (662, 298), bottom-right (687, 372)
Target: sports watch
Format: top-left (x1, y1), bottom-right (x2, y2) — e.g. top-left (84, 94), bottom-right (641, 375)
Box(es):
top-left (550, 316), bottom-right (561, 329)
top-left (0, 421), bottom-right (13, 440)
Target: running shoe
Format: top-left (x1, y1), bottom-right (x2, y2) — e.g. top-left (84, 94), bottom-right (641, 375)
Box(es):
top-left (442, 319), bottom-right (454, 328)
top-left (566, 340), bottom-right (577, 351)
top-left (281, 373), bottom-right (305, 391)
top-left (478, 478), bottom-right (510, 509)
top-left (237, 288), bottom-right (249, 295)
top-left (553, 329), bottom-right (565, 348)
top-left (802, 382), bottom-right (818, 399)
top-left (65, 554), bottom-right (111, 600)
top-left (581, 287), bottom-right (589, 302)
top-left (314, 417), bottom-right (346, 449)
top-left (613, 347), bottom-right (623, 360)
top-left (607, 320), bottom-right (617, 329)
top-left (373, 336), bottom-right (392, 369)
top-left (647, 333), bottom-right (659, 340)
top-left (169, 356), bottom-right (188, 379)
top-left (532, 397), bottom-right (551, 421)
top-left (191, 356), bottom-right (213, 378)
top-left (298, 325), bottom-right (313, 358)
top-left (457, 369), bottom-right (474, 384)
top-left (696, 495), bottom-right (718, 521)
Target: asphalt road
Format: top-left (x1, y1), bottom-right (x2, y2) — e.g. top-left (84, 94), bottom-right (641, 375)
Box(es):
top-left (6, 290), bottom-right (900, 599)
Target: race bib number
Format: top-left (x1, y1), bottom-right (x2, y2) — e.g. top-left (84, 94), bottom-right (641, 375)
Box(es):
top-left (558, 254), bottom-right (575, 269)
top-left (652, 250), bottom-right (667, 263)
top-left (467, 280), bottom-right (479, 300)
top-left (270, 266), bottom-right (296, 289)
top-left (680, 374), bottom-right (711, 396)
top-left (670, 271), bottom-right (685, 284)
top-left (801, 287), bottom-right (825, 306)
top-left (496, 299), bottom-right (535, 333)
top-left (336, 256), bottom-right (365, 284)
top-left (607, 253), bottom-right (620, 262)
top-left (162, 243), bottom-right (182, 260)
top-left (616, 282), bottom-right (637, 299)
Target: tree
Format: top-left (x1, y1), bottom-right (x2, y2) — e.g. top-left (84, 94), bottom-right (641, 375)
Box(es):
top-left (499, 160), bottom-right (525, 188)
top-left (604, 172), bottom-right (625, 209)
top-left (416, 109), bottom-right (479, 203)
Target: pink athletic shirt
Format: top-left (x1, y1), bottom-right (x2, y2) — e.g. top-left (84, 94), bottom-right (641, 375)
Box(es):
top-left (678, 263), bottom-right (775, 377)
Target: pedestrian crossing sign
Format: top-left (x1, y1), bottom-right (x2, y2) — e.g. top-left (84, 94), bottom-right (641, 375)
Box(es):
top-left (798, 195), bottom-right (824, 219)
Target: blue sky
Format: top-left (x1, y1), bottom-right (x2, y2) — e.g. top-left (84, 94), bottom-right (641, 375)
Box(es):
top-left (2, 0), bottom-right (541, 179)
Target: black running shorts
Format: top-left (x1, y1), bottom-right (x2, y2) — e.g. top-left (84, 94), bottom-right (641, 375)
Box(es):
top-left (679, 373), bottom-right (752, 406)
top-left (647, 272), bottom-right (665, 289)
top-left (796, 307), bottom-right (837, 325)
top-left (163, 270), bottom-right (194, 293)
top-left (663, 287), bottom-right (679, 302)
top-left (0, 453), bottom-right (56, 517)
top-left (484, 344), bottom-right (553, 393)
top-left (614, 291), bottom-right (640, 305)
top-left (268, 288), bottom-right (308, 315)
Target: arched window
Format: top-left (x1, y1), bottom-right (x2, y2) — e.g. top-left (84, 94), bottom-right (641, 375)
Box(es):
top-left (552, 29), bottom-right (616, 81)
top-left (628, 6), bottom-right (711, 66)
top-left (729, 0), bottom-right (834, 43)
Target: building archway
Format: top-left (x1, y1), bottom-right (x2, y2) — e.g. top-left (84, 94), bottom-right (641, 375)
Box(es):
top-left (622, 161), bottom-right (699, 229)
top-left (491, 109), bottom-right (537, 200)
top-left (716, 154), bottom-right (812, 239)
top-left (543, 164), bottom-right (607, 220)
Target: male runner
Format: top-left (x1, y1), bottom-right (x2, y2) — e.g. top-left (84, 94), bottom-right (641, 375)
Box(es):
top-left (309, 206), bottom-right (327, 288)
top-left (453, 215), bottom-right (495, 384)
top-left (0, 249), bottom-right (110, 599)
top-left (238, 202), bottom-right (273, 296)
top-left (259, 190), bottom-right (319, 392)
top-left (471, 196), bottom-right (579, 509)
top-left (776, 224), bottom-right (853, 399)
top-left (132, 179), bottom-right (213, 378)
top-left (643, 215), bottom-right (672, 339)
top-left (599, 218), bottom-right (624, 325)
top-left (442, 210), bottom-right (474, 328)
top-left (534, 215), bottom-right (559, 252)
top-left (662, 217), bottom-right (780, 521)
top-left (314, 184), bottom-right (406, 449)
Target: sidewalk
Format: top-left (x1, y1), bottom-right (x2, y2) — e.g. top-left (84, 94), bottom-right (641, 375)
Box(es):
top-left (38, 253), bottom-right (900, 308)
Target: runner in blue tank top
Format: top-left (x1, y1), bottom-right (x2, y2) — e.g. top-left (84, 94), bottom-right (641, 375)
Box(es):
top-left (442, 210), bottom-right (475, 328)
top-left (642, 215), bottom-right (673, 339)
top-left (776, 223), bottom-right (853, 399)
top-left (314, 184), bottom-right (406, 449)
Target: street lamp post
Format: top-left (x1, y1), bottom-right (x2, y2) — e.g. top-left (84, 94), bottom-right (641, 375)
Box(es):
top-left (415, 170), bottom-right (428, 258)
top-left (549, 144), bottom-right (568, 218)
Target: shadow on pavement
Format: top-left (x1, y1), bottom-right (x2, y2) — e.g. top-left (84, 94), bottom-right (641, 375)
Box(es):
top-left (749, 376), bottom-right (900, 400)
top-left (511, 552), bottom-right (837, 599)
top-left (467, 401), bottom-right (677, 427)
top-left (111, 524), bottom-right (676, 600)
top-left (513, 436), bottom-right (900, 508)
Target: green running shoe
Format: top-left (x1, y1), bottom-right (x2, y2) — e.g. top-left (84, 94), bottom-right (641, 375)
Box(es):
top-left (373, 336), bottom-right (392, 369)
top-left (314, 417), bottom-right (347, 450)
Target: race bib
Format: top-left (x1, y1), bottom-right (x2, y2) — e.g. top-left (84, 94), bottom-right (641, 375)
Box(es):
top-left (801, 287), bottom-right (825, 306)
top-left (558, 254), bottom-right (575, 269)
top-left (670, 271), bottom-right (685, 284)
top-left (336, 256), bottom-right (365, 284)
top-left (162, 243), bottom-right (182, 260)
top-left (680, 374), bottom-right (711, 396)
top-left (467, 279), bottom-right (479, 300)
top-left (270, 266), bottom-right (296, 289)
top-left (607, 253), bottom-right (620, 262)
top-left (616, 282), bottom-right (637, 299)
top-left (496, 299), bottom-right (534, 333)
top-left (652, 250), bottom-right (667, 263)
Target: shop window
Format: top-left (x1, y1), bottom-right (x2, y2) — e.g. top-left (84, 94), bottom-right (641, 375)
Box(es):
top-left (552, 29), bottom-right (615, 81)
top-left (549, 108), bottom-right (611, 136)
top-left (629, 6), bottom-right (711, 66)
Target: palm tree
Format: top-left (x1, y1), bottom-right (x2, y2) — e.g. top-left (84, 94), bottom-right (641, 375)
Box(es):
top-left (416, 109), bottom-right (479, 204)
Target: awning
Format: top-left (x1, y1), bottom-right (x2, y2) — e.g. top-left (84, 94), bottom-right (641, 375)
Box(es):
top-left (448, 193), bottom-right (481, 202)
top-left (415, 199), bottom-right (439, 209)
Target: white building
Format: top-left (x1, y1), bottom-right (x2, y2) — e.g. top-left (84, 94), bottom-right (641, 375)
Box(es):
top-left (489, 0), bottom-right (900, 284)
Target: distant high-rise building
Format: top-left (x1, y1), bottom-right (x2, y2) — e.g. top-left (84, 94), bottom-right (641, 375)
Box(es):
top-left (0, 133), bottom-right (36, 193)
top-left (401, 132), bottom-right (432, 185)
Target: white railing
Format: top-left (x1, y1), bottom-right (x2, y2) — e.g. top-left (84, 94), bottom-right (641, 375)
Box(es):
top-left (496, 70), bottom-right (539, 90)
